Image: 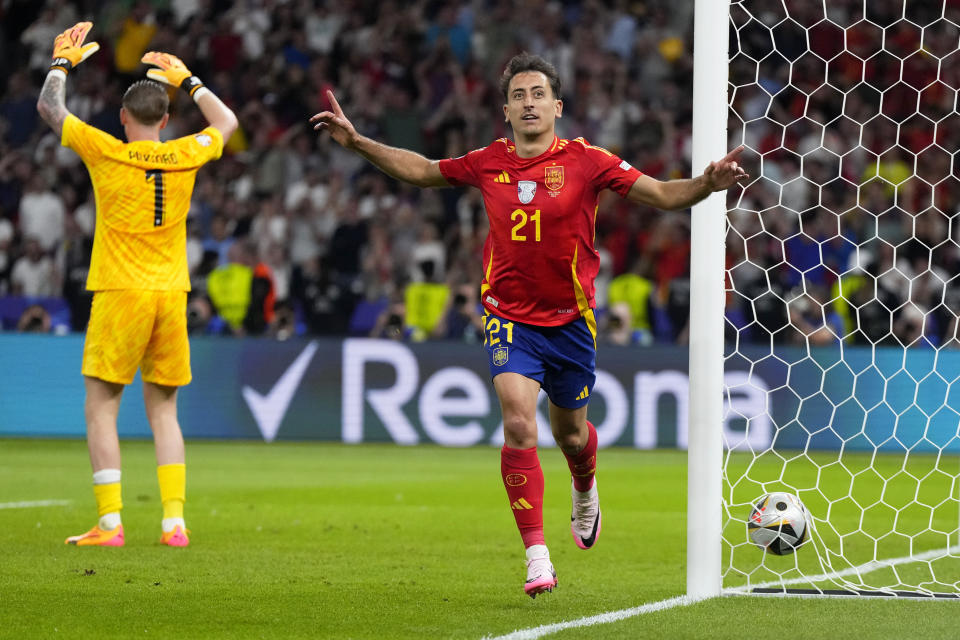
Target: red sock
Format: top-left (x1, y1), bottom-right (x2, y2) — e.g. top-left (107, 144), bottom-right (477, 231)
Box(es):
top-left (564, 421), bottom-right (598, 492)
top-left (501, 445), bottom-right (545, 548)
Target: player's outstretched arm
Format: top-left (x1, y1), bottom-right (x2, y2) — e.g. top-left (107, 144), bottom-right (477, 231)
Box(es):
top-left (141, 51), bottom-right (238, 141)
top-left (310, 90), bottom-right (448, 188)
top-left (37, 71), bottom-right (70, 137)
top-left (37, 21), bottom-right (100, 136)
top-left (627, 145), bottom-right (749, 211)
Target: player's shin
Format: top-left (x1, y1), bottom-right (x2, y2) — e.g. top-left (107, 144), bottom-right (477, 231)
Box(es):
top-left (501, 445), bottom-right (545, 548)
top-left (563, 420), bottom-right (597, 492)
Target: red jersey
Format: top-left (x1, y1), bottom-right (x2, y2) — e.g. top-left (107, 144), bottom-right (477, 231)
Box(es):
top-left (439, 136), bottom-right (643, 326)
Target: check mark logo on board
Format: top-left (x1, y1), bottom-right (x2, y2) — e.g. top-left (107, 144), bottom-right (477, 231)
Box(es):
top-left (242, 341), bottom-right (318, 442)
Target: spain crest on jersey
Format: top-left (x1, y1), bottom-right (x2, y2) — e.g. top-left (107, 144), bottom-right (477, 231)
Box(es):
top-left (545, 165), bottom-right (564, 191)
top-left (492, 346), bottom-right (509, 366)
top-left (518, 181), bottom-right (536, 204)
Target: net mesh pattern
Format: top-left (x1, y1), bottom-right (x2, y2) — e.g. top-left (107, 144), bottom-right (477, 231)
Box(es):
top-left (722, 0), bottom-right (960, 596)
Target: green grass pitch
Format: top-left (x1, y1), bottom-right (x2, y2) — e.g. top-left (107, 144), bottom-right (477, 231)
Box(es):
top-left (1, 439), bottom-right (959, 639)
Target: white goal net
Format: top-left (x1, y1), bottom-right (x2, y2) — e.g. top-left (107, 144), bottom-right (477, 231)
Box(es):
top-left (721, 0), bottom-right (960, 597)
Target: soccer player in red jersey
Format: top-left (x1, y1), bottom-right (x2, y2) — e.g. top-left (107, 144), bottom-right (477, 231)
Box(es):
top-left (312, 52), bottom-right (748, 598)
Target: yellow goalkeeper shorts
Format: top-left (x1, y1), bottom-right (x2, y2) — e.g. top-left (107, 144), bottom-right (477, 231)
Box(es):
top-left (82, 290), bottom-right (191, 386)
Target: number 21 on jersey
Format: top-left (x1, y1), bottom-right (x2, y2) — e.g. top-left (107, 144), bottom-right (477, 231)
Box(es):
top-left (511, 208), bottom-right (540, 242)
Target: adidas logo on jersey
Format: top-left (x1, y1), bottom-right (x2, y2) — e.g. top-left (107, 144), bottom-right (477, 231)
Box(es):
top-left (512, 498), bottom-right (534, 510)
top-left (494, 170), bottom-right (511, 184)
top-left (575, 386), bottom-right (590, 401)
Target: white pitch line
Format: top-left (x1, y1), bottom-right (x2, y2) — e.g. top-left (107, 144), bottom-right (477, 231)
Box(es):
top-left (481, 595), bottom-right (702, 640)
top-left (725, 544), bottom-right (960, 594)
top-left (482, 546), bottom-right (960, 639)
top-left (0, 499), bottom-right (72, 509)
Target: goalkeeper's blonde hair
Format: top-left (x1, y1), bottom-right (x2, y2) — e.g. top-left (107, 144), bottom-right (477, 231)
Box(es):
top-left (122, 79), bottom-right (169, 125)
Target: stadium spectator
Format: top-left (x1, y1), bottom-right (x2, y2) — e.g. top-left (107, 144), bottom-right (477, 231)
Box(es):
top-left (208, 14), bottom-right (243, 74)
top-left (0, 71), bottom-right (40, 149)
top-left (360, 223), bottom-right (394, 301)
top-left (289, 254), bottom-right (341, 335)
top-left (203, 214), bottom-right (235, 267)
top-left (18, 173), bottom-right (66, 253)
top-left (20, 7), bottom-right (73, 73)
top-left (16, 303), bottom-right (52, 333)
top-left (356, 172), bottom-right (398, 220)
top-left (645, 214), bottom-right (691, 292)
top-left (249, 192), bottom-right (288, 259)
top-left (606, 258), bottom-right (655, 346)
top-left (0, 152), bottom-right (31, 217)
top-left (786, 287), bottom-right (843, 347)
top-left (245, 249), bottom-right (276, 336)
top-left (10, 237), bottom-right (58, 297)
top-left (431, 282), bottom-right (484, 342)
top-left (262, 241), bottom-right (291, 305)
top-left (408, 220), bottom-right (446, 284)
top-left (369, 296), bottom-right (410, 341)
top-left (426, 5), bottom-right (472, 66)
top-left (327, 202), bottom-right (367, 290)
top-left (185, 293), bottom-right (213, 334)
top-left (403, 261), bottom-right (449, 341)
top-left (111, 2), bottom-right (158, 76)
top-left (60, 206), bottom-right (94, 331)
top-left (207, 241), bottom-right (255, 334)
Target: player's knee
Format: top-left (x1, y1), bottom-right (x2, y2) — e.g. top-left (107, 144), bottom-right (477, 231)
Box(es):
top-left (556, 431), bottom-right (585, 455)
top-left (502, 415), bottom-right (537, 448)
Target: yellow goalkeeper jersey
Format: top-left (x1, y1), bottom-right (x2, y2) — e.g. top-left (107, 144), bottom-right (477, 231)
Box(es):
top-left (61, 114), bottom-right (223, 291)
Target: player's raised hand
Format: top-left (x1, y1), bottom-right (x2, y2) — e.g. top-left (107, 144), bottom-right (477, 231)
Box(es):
top-left (141, 51), bottom-right (205, 96)
top-left (702, 145), bottom-right (750, 191)
top-left (50, 22), bottom-right (100, 74)
top-left (310, 91), bottom-right (360, 150)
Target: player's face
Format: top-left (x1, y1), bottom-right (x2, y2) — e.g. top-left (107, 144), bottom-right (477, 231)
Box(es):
top-left (503, 71), bottom-right (562, 138)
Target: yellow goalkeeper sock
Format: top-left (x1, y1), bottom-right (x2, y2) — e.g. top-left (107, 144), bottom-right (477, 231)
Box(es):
top-left (92, 468), bottom-right (122, 530)
top-left (157, 463), bottom-right (186, 522)
top-left (93, 482), bottom-right (122, 516)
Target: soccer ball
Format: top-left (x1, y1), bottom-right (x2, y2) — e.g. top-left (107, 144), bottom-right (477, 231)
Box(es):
top-left (747, 492), bottom-right (810, 555)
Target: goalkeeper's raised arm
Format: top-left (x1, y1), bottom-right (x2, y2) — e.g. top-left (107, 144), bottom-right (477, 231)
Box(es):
top-left (310, 90), bottom-right (449, 188)
top-left (37, 21), bottom-right (99, 135)
top-left (141, 51), bottom-right (238, 140)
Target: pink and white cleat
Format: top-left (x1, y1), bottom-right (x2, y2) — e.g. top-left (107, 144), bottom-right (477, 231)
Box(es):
top-left (523, 545), bottom-right (558, 598)
top-left (571, 479), bottom-right (601, 550)
top-left (65, 524), bottom-right (125, 547)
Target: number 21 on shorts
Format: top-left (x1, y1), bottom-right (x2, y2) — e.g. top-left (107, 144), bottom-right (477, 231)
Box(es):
top-left (484, 315), bottom-right (515, 347)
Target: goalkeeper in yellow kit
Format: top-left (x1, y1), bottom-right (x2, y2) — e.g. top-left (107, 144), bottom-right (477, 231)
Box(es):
top-left (37, 22), bottom-right (237, 547)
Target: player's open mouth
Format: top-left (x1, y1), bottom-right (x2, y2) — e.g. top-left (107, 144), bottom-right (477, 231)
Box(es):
top-left (522, 114), bottom-right (538, 120)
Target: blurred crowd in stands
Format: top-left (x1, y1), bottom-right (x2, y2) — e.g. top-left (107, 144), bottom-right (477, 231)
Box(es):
top-left (1, 0), bottom-right (957, 349)
top-left (729, 0), bottom-right (960, 349)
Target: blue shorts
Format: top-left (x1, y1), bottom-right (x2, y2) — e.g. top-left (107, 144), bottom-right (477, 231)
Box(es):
top-left (483, 312), bottom-right (597, 409)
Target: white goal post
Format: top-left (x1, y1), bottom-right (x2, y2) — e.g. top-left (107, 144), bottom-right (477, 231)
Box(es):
top-left (687, 0), bottom-right (732, 600)
top-left (688, 0), bottom-right (960, 600)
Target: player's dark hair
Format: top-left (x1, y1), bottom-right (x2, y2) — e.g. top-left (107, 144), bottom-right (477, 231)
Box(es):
top-left (500, 52), bottom-right (561, 101)
top-left (122, 80), bottom-right (169, 125)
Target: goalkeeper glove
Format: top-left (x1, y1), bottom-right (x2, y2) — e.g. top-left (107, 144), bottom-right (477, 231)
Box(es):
top-left (50, 21), bottom-right (100, 74)
top-left (141, 51), bottom-right (205, 98)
